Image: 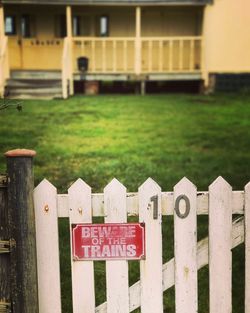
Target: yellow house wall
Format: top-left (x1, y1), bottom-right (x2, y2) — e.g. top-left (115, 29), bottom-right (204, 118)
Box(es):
top-left (5, 5), bottom-right (65, 69)
top-left (203, 0), bottom-right (250, 73)
top-left (5, 4), bottom-right (202, 71)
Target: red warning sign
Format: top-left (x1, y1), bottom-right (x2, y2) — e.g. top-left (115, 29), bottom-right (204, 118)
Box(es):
top-left (72, 223), bottom-right (145, 261)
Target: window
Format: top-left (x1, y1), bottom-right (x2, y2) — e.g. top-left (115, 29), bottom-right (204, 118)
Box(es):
top-left (55, 15), bottom-right (66, 38)
top-left (21, 15), bottom-right (31, 38)
top-left (100, 15), bottom-right (109, 37)
top-left (5, 16), bottom-right (16, 35)
top-left (73, 16), bottom-right (81, 36)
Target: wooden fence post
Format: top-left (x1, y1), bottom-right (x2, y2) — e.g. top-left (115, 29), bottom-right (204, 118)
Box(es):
top-left (5, 149), bottom-right (39, 313)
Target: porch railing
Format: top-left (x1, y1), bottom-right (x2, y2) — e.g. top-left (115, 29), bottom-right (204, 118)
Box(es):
top-left (141, 36), bottom-right (202, 73)
top-left (72, 36), bottom-right (202, 74)
top-left (0, 36), bottom-right (10, 97)
top-left (73, 37), bottom-right (136, 74)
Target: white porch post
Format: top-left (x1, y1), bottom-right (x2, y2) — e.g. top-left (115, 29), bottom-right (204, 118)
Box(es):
top-left (66, 6), bottom-right (72, 38)
top-left (0, 5), bottom-right (4, 40)
top-left (201, 6), bottom-right (209, 89)
top-left (135, 6), bottom-right (141, 75)
top-left (66, 5), bottom-right (74, 95)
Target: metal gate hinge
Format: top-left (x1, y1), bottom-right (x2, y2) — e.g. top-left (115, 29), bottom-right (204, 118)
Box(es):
top-left (0, 239), bottom-right (16, 254)
top-left (0, 301), bottom-right (11, 313)
top-left (0, 175), bottom-right (8, 188)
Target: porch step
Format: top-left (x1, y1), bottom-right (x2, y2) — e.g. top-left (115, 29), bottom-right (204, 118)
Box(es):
top-left (10, 70), bottom-right (61, 80)
top-left (5, 71), bottom-right (63, 99)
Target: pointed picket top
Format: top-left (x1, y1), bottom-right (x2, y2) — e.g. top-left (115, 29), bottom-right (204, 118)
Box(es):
top-left (139, 177), bottom-right (161, 193)
top-left (209, 176), bottom-right (232, 190)
top-left (245, 181), bottom-right (250, 192)
top-left (68, 178), bottom-right (91, 194)
top-left (174, 176), bottom-right (196, 191)
top-left (68, 178), bottom-right (92, 224)
top-left (139, 177), bottom-right (162, 222)
top-left (34, 178), bottom-right (56, 193)
top-left (104, 177), bottom-right (126, 193)
top-left (104, 178), bottom-right (127, 223)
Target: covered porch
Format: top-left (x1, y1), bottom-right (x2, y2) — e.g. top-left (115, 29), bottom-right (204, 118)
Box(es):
top-left (0, 3), bottom-right (205, 98)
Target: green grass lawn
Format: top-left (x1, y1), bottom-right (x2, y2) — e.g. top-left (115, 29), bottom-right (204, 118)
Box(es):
top-left (0, 93), bottom-right (249, 312)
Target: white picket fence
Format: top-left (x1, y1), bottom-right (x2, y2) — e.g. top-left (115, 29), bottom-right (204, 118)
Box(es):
top-left (33, 176), bottom-right (249, 313)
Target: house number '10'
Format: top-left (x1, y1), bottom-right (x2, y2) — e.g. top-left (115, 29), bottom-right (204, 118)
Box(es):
top-left (148, 194), bottom-right (190, 219)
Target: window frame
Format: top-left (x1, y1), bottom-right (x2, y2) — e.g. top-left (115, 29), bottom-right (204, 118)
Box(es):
top-left (73, 15), bottom-right (81, 37)
top-left (21, 14), bottom-right (31, 38)
top-left (59, 14), bottom-right (67, 38)
top-left (99, 15), bottom-right (109, 37)
top-left (5, 15), bottom-right (16, 36)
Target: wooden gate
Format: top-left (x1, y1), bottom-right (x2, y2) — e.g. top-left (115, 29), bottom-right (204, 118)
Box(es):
top-left (34, 176), bottom-right (248, 313)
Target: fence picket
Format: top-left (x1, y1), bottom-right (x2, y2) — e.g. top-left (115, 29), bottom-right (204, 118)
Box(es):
top-left (68, 179), bottom-right (95, 313)
top-left (174, 177), bottom-right (197, 313)
top-left (104, 178), bottom-right (129, 313)
top-left (209, 177), bottom-right (232, 313)
top-left (139, 178), bottom-right (163, 313)
top-left (34, 179), bottom-right (61, 313)
top-left (245, 182), bottom-right (250, 313)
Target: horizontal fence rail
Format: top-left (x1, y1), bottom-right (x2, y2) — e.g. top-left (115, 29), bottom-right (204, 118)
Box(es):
top-left (34, 176), bottom-right (248, 313)
top-left (56, 190), bottom-right (244, 217)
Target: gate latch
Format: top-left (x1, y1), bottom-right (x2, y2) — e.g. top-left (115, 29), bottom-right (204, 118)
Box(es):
top-left (0, 300), bottom-right (11, 313)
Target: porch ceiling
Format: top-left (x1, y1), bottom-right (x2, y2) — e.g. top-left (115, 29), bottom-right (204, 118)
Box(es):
top-left (1, 0), bottom-right (210, 6)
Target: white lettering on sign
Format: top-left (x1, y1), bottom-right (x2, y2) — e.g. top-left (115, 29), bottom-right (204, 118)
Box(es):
top-left (81, 225), bottom-right (136, 238)
top-left (82, 244), bottom-right (137, 258)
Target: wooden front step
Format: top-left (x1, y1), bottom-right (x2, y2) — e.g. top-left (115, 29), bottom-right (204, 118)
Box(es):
top-left (5, 71), bottom-right (63, 99)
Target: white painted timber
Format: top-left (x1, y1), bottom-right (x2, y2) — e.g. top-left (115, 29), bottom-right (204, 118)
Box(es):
top-left (139, 178), bottom-right (163, 313)
top-left (104, 179), bottom-right (129, 313)
top-left (174, 178), bottom-right (197, 313)
top-left (209, 177), bottom-right (232, 313)
top-left (245, 182), bottom-right (250, 313)
top-left (57, 194), bottom-right (69, 217)
top-left (68, 179), bottom-right (95, 313)
top-left (34, 179), bottom-right (62, 313)
top-left (95, 216), bottom-right (244, 313)
top-left (56, 191), bottom-right (244, 218)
